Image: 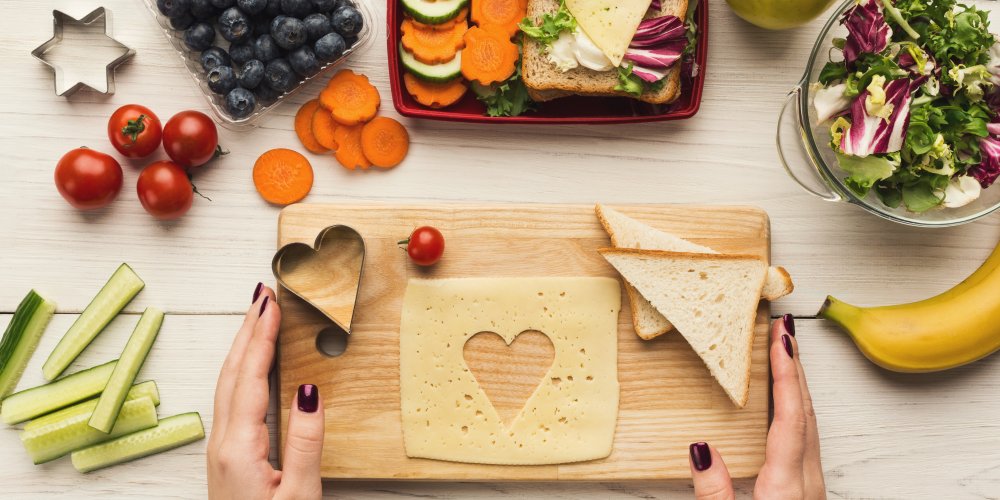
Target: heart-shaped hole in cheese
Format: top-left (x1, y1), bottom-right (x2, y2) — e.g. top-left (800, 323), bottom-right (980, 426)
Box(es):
top-left (463, 330), bottom-right (555, 428)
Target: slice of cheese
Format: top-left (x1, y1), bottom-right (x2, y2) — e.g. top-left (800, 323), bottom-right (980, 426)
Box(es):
top-left (566, 0), bottom-right (651, 66)
top-left (399, 277), bottom-right (621, 465)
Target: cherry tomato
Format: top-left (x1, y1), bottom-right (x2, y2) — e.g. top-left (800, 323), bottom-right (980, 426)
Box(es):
top-left (137, 161), bottom-right (194, 220)
top-left (162, 110), bottom-right (219, 168)
top-left (401, 226), bottom-right (445, 266)
top-left (54, 148), bottom-right (123, 210)
top-left (108, 104), bottom-right (162, 159)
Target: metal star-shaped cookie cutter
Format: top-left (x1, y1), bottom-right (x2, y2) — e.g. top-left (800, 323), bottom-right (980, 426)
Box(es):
top-left (31, 7), bottom-right (135, 96)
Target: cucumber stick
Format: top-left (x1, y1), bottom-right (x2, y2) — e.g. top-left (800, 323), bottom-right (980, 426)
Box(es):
top-left (89, 308), bottom-right (162, 433)
top-left (24, 380), bottom-right (159, 431)
top-left (72, 412), bottom-right (205, 473)
top-left (0, 290), bottom-right (56, 399)
top-left (400, 43), bottom-right (463, 82)
top-left (43, 264), bottom-right (145, 381)
top-left (2, 360), bottom-right (117, 425)
top-left (21, 396), bottom-right (158, 464)
top-left (401, 0), bottom-right (468, 24)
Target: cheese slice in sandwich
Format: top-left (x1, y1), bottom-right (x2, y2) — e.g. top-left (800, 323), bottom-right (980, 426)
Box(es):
top-left (599, 249), bottom-right (767, 408)
top-left (596, 204), bottom-right (794, 340)
top-left (565, 0), bottom-right (652, 66)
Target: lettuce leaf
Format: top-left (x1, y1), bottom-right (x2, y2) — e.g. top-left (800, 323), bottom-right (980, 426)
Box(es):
top-left (518, 0), bottom-right (576, 45)
top-left (836, 151), bottom-right (896, 196)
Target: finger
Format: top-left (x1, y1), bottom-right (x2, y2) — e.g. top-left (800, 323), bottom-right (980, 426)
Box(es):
top-left (212, 283), bottom-right (273, 443)
top-left (228, 291), bottom-right (282, 432)
top-left (782, 315), bottom-right (827, 498)
top-left (766, 317), bottom-right (806, 474)
top-left (689, 442), bottom-right (735, 500)
top-left (278, 384), bottom-right (324, 500)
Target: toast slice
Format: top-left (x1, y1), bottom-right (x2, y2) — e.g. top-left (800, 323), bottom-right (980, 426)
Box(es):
top-left (596, 204), bottom-right (794, 340)
top-left (521, 0), bottom-right (687, 104)
top-left (599, 249), bottom-right (767, 407)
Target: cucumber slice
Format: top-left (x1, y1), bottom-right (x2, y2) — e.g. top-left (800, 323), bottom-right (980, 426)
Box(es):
top-left (43, 264), bottom-right (145, 381)
top-left (24, 381), bottom-right (160, 432)
top-left (21, 396), bottom-right (157, 464)
top-left (0, 290), bottom-right (56, 399)
top-left (401, 44), bottom-right (463, 82)
top-left (89, 308), bottom-right (163, 433)
top-left (401, 0), bottom-right (468, 24)
top-left (1, 360), bottom-right (117, 425)
top-left (72, 412), bottom-right (205, 473)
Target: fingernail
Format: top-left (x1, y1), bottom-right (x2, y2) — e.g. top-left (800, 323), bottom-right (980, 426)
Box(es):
top-left (252, 282), bottom-right (263, 303)
top-left (782, 334), bottom-right (794, 358)
top-left (298, 384), bottom-right (319, 413)
top-left (782, 314), bottom-right (795, 336)
top-left (259, 296), bottom-right (269, 317)
top-left (689, 442), bottom-right (712, 471)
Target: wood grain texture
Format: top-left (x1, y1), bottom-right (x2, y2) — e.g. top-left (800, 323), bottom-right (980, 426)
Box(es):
top-left (276, 203), bottom-right (771, 481)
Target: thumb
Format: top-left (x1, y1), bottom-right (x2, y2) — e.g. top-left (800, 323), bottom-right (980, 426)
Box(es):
top-left (279, 384), bottom-right (325, 500)
top-left (689, 442), bottom-right (736, 500)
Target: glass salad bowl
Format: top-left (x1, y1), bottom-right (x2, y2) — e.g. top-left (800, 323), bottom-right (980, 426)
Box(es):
top-left (776, 0), bottom-right (1000, 227)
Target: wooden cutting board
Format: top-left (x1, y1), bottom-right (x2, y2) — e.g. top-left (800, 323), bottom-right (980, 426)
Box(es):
top-left (276, 204), bottom-right (771, 481)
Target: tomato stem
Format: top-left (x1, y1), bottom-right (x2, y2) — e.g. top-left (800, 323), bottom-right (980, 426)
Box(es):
top-left (213, 145), bottom-right (230, 159)
top-left (121, 115), bottom-right (146, 143)
top-left (397, 238), bottom-right (410, 246)
top-left (187, 173), bottom-right (212, 202)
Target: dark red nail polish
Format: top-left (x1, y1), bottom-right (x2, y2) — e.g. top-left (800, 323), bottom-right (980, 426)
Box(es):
top-left (252, 282), bottom-right (263, 303)
top-left (782, 314), bottom-right (795, 336)
top-left (259, 296), bottom-right (269, 317)
top-left (782, 334), bottom-right (794, 358)
top-left (690, 442), bottom-right (712, 471)
top-left (298, 384), bottom-right (319, 413)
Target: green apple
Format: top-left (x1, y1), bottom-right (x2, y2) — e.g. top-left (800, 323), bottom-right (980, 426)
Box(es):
top-left (725, 0), bottom-right (839, 30)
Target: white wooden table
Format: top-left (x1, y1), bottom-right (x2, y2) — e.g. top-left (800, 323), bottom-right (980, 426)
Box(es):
top-left (3, 0), bottom-right (1000, 498)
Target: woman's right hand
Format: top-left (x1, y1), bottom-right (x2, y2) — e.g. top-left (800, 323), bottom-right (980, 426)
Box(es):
top-left (688, 315), bottom-right (826, 499)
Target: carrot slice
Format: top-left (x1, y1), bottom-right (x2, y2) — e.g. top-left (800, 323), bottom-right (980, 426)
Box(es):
top-left (460, 27), bottom-right (519, 85)
top-left (403, 73), bottom-right (467, 108)
top-left (471, 0), bottom-right (527, 38)
top-left (360, 117), bottom-right (410, 169)
top-left (294, 100), bottom-right (329, 154)
top-left (409, 8), bottom-right (468, 30)
top-left (311, 107), bottom-right (339, 151)
top-left (320, 70), bottom-right (380, 126)
top-left (333, 124), bottom-right (372, 170)
top-left (253, 148), bottom-right (314, 206)
top-left (401, 19), bottom-right (467, 65)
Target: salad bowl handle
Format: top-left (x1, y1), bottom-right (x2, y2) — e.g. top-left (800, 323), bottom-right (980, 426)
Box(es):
top-left (777, 86), bottom-right (842, 202)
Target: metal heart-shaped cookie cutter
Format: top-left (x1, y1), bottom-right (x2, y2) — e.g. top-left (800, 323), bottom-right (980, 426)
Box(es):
top-left (272, 225), bottom-right (366, 335)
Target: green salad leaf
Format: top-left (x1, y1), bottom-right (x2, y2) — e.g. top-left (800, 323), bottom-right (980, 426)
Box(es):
top-left (614, 64), bottom-right (645, 98)
top-left (476, 51), bottom-right (535, 117)
top-left (519, 0), bottom-right (576, 44)
top-left (836, 152), bottom-right (897, 196)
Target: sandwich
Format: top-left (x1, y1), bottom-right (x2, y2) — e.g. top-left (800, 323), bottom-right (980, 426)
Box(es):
top-left (520, 0), bottom-right (692, 104)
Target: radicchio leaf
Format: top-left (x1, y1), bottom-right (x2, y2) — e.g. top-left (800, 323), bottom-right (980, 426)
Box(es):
top-left (971, 132), bottom-right (1000, 188)
top-left (622, 15), bottom-right (687, 83)
top-left (842, 0), bottom-right (892, 66)
top-left (840, 77), bottom-right (913, 156)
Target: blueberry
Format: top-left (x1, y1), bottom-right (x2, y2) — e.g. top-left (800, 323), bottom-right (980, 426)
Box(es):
top-left (254, 81), bottom-right (282, 102)
top-left (190, 0), bottom-right (218, 18)
top-left (281, 0), bottom-right (312, 17)
top-left (253, 34), bottom-right (282, 61)
top-left (169, 12), bottom-right (196, 30)
top-left (157, 0), bottom-right (191, 17)
top-left (272, 17), bottom-right (308, 50)
top-left (207, 65), bottom-right (238, 94)
top-left (218, 7), bottom-right (252, 43)
top-left (201, 46), bottom-right (231, 70)
top-left (269, 15), bottom-right (287, 34)
top-left (312, 0), bottom-right (340, 11)
top-left (210, 0), bottom-right (235, 7)
top-left (184, 22), bottom-right (216, 51)
top-left (264, 0), bottom-right (284, 16)
top-left (237, 0), bottom-right (267, 14)
top-left (330, 5), bottom-right (362, 37)
top-left (313, 32), bottom-right (345, 62)
top-left (264, 58), bottom-right (297, 92)
top-left (288, 46), bottom-right (320, 76)
top-left (303, 13), bottom-right (333, 42)
top-left (225, 87), bottom-right (257, 119)
top-left (228, 42), bottom-right (253, 65)
top-left (344, 34), bottom-right (357, 47)
top-left (238, 59), bottom-right (266, 88)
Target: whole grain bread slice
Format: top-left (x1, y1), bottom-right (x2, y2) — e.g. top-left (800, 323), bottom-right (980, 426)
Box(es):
top-left (596, 204), bottom-right (794, 340)
top-left (521, 0), bottom-right (687, 104)
top-left (599, 249), bottom-right (767, 407)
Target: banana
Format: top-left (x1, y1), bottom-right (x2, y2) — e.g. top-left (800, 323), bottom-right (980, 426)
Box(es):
top-left (820, 240), bottom-right (1000, 372)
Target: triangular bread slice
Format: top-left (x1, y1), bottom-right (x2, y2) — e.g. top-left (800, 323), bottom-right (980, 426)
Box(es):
top-left (596, 204), bottom-right (793, 340)
top-left (599, 249), bottom-right (767, 407)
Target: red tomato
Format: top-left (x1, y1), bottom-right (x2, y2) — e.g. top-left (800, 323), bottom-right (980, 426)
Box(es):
top-left (162, 110), bottom-right (219, 168)
top-left (402, 226), bottom-right (445, 266)
top-left (137, 161), bottom-right (194, 220)
top-left (54, 148), bottom-right (123, 210)
top-left (107, 104), bottom-right (162, 159)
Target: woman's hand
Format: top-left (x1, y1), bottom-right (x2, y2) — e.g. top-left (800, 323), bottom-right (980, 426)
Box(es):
top-left (208, 283), bottom-right (326, 500)
top-left (689, 315), bottom-right (826, 500)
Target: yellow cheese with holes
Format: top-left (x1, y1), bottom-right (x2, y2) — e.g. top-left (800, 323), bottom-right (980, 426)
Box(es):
top-left (566, 0), bottom-right (652, 66)
top-left (399, 277), bottom-right (621, 465)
